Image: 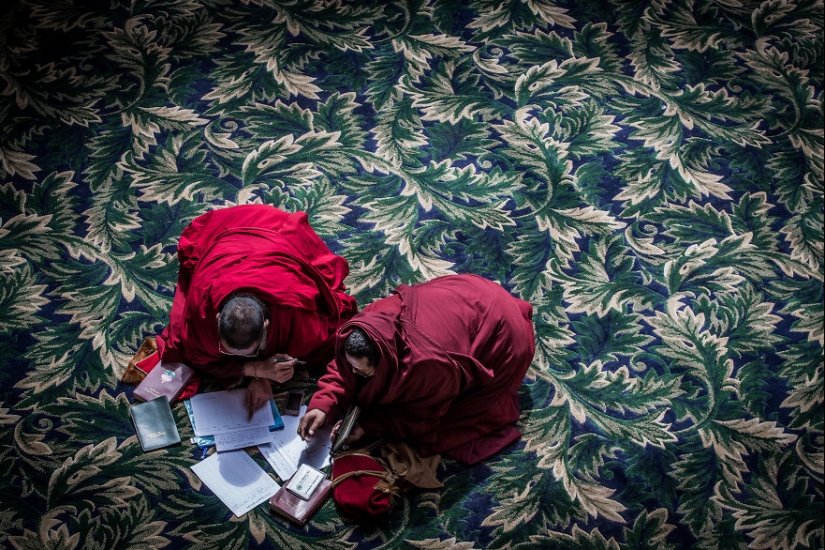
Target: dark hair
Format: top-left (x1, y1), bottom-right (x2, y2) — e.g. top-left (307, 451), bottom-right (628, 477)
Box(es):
top-left (344, 327), bottom-right (380, 367)
top-left (218, 293), bottom-right (269, 348)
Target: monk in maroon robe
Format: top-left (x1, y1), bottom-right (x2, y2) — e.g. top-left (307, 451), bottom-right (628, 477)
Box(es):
top-left (298, 274), bottom-right (535, 465)
top-left (156, 204), bottom-right (358, 413)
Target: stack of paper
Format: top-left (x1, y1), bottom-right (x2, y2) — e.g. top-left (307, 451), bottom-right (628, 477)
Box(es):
top-left (188, 389), bottom-right (282, 452)
top-left (187, 392), bottom-right (334, 522)
top-left (187, 389), bottom-right (286, 517)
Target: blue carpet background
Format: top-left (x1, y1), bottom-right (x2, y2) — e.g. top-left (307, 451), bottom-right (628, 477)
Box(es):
top-left (0, 1), bottom-right (822, 548)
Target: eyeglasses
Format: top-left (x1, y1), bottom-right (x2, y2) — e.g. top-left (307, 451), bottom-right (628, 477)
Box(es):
top-left (218, 342), bottom-right (261, 357)
top-left (218, 327), bottom-right (267, 358)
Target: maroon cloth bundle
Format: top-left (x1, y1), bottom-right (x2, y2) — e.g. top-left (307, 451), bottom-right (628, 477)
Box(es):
top-left (331, 454), bottom-right (398, 520)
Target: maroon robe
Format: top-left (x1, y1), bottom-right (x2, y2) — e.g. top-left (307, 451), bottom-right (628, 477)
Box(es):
top-left (308, 274), bottom-right (535, 465)
top-left (156, 204), bottom-right (358, 386)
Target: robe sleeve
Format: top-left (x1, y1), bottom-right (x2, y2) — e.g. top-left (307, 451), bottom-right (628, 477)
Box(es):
top-left (306, 362), bottom-right (353, 424)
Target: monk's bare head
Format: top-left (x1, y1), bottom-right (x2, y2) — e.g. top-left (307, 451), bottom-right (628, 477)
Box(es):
top-left (343, 327), bottom-right (380, 377)
top-left (217, 293), bottom-right (269, 355)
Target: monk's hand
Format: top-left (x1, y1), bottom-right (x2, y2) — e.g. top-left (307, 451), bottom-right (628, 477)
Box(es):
top-left (348, 424), bottom-right (365, 444)
top-left (298, 409), bottom-right (326, 442)
top-left (244, 354), bottom-right (301, 383)
top-left (245, 379), bottom-right (273, 420)
top-left (268, 353), bottom-right (299, 383)
top-left (329, 420), bottom-right (364, 446)
top-left (329, 419), bottom-right (343, 443)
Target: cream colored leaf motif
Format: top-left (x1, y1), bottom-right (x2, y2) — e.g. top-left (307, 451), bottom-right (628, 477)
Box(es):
top-left (202, 67), bottom-right (255, 103)
top-left (272, 65), bottom-right (322, 100)
top-left (119, 505), bottom-right (170, 548)
top-left (0, 408), bottom-right (21, 426)
top-left (0, 147), bottom-right (40, 180)
top-left (466, 4), bottom-right (511, 32)
top-left (0, 264), bottom-right (50, 332)
top-left (780, 214), bottom-right (823, 275)
top-left (566, 477), bottom-right (627, 522)
top-left (47, 437), bottom-right (141, 510)
top-left (481, 479), bottom-right (543, 530)
top-left (407, 538), bottom-right (479, 549)
top-left (569, 524), bottom-right (623, 549)
top-left (796, 437), bottom-right (824, 476)
top-left (630, 508), bottom-right (677, 546)
top-left (789, 302), bottom-right (825, 346)
top-left (247, 508), bottom-right (268, 545)
top-left (472, 48), bottom-right (509, 74)
top-left (647, 298), bottom-right (730, 383)
top-left (204, 120), bottom-right (240, 150)
top-left (699, 418), bottom-right (798, 485)
top-left (780, 368), bottom-right (823, 414)
top-left (525, 0), bottom-right (577, 28)
top-left (723, 456), bottom-right (818, 550)
top-left (81, 202), bottom-right (136, 255)
top-left (7, 523), bottom-right (80, 550)
top-left (137, 106), bottom-right (209, 126)
top-left (713, 418), bottom-right (798, 449)
top-left (549, 370), bottom-right (589, 424)
top-left (14, 421), bottom-right (53, 456)
top-left (403, 33), bottom-right (476, 59)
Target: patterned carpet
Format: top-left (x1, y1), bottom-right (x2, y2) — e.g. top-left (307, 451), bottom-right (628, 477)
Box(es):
top-left (0, 1), bottom-right (822, 548)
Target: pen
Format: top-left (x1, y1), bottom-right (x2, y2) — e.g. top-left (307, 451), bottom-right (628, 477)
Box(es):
top-left (274, 358), bottom-right (306, 365)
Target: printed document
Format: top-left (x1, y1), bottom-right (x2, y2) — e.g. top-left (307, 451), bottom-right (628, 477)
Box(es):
top-left (189, 389), bottom-right (275, 437)
top-left (191, 449), bottom-right (279, 517)
top-left (258, 406), bottom-right (333, 480)
top-left (214, 425), bottom-right (274, 452)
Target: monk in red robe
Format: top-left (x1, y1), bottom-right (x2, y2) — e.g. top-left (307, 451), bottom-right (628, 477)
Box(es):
top-left (298, 274), bottom-right (535, 465)
top-left (156, 204), bottom-right (358, 414)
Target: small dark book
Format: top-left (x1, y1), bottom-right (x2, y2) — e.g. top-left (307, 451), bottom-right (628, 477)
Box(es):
top-left (331, 405), bottom-right (360, 456)
top-left (133, 361), bottom-right (194, 403)
top-left (269, 473), bottom-right (333, 526)
top-left (130, 396), bottom-right (181, 452)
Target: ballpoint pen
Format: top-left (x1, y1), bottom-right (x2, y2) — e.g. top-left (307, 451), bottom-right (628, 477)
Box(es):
top-left (273, 358), bottom-right (306, 365)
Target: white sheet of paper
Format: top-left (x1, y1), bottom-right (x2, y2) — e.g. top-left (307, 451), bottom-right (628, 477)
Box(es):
top-left (258, 406), bottom-right (333, 480)
top-left (214, 425), bottom-right (273, 452)
top-left (190, 389), bottom-right (275, 437)
top-left (258, 441), bottom-right (296, 481)
top-left (191, 449), bottom-right (279, 517)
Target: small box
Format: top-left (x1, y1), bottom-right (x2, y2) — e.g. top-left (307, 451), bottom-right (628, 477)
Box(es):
top-left (285, 464), bottom-right (326, 500)
top-left (270, 476), bottom-right (332, 526)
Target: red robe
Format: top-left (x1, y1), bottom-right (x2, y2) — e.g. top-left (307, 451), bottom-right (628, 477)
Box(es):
top-left (156, 204), bottom-right (358, 386)
top-left (308, 274), bottom-right (535, 465)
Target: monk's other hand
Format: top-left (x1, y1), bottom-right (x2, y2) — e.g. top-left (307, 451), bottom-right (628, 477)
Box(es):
top-left (329, 420), bottom-right (364, 446)
top-left (297, 409), bottom-right (326, 441)
top-left (329, 419), bottom-right (343, 443)
top-left (245, 379), bottom-right (273, 420)
top-left (344, 424), bottom-right (364, 447)
top-left (348, 424), bottom-right (365, 444)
